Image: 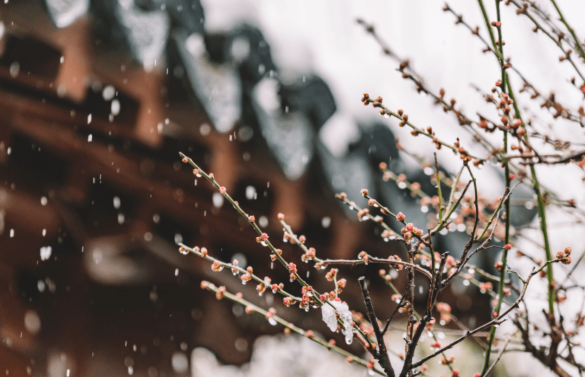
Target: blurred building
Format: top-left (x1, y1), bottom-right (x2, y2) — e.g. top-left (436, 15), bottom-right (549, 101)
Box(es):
top-left (0, 1), bottom-right (526, 376)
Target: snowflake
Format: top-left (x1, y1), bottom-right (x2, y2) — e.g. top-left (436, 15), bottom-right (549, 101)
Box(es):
top-left (40, 246), bottom-right (52, 261)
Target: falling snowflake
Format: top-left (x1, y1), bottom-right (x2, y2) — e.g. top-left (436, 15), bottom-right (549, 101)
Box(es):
top-left (40, 246), bottom-right (52, 261)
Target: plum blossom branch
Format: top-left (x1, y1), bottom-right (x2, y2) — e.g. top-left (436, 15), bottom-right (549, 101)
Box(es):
top-left (411, 259), bottom-right (564, 370)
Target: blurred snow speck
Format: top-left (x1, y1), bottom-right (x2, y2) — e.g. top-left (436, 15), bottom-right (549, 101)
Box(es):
top-left (40, 246), bottom-right (52, 261)
top-left (258, 215), bottom-right (268, 228)
top-left (245, 186), bottom-right (256, 200)
top-left (24, 309), bottom-right (41, 335)
top-left (9, 61), bottom-right (19, 77)
top-left (234, 338), bottom-right (248, 352)
top-left (212, 192), bottom-right (224, 208)
top-left (199, 123), bottom-right (211, 136)
top-left (102, 85), bottom-right (115, 100)
top-left (171, 351), bottom-right (189, 373)
top-left (37, 280), bottom-right (46, 292)
top-left (111, 99), bottom-right (121, 115)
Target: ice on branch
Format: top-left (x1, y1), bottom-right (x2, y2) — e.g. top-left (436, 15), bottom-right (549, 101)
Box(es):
top-left (321, 301), bottom-right (353, 344)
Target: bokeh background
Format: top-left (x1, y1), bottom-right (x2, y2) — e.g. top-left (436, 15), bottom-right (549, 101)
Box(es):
top-left (1, 0), bottom-right (584, 376)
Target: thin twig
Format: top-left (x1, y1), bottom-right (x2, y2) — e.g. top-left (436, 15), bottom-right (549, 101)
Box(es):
top-left (483, 337), bottom-right (511, 376)
top-left (358, 277), bottom-right (396, 377)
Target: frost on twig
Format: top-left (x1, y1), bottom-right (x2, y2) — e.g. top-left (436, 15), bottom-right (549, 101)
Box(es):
top-left (321, 300), bottom-right (354, 345)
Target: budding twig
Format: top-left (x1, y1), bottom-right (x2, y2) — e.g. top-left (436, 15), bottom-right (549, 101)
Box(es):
top-left (482, 337), bottom-right (511, 377)
top-left (412, 259), bottom-right (560, 370)
top-left (358, 277), bottom-right (396, 377)
top-left (179, 152), bottom-right (371, 342)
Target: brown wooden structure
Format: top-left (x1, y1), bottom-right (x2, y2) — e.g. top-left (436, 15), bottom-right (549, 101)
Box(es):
top-left (0, 2), bottom-right (412, 376)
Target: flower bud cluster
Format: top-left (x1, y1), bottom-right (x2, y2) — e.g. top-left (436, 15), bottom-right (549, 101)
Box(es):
top-left (271, 283), bottom-right (284, 293)
top-left (479, 282), bottom-right (493, 293)
top-left (256, 233), bottom-right (269, 243)
top-left (298, 286), bottom-right (318, 310)
top-left (288, 263), bottom-right (298, 282)
top-left (441, 355), bottom-right (456, 365)
top-left (556, 247), bottom-right (572, 265)
top-left (437, 302), bottom-right (452, 324)
top-left (211, 261), bottom-right (224, 272)
top-left (301, 247), bottom-right (317, 262)
top-left (256, 277), bottom-right (271, 296)
top-left (283, 297), bottom-right (297, 307)
top-left (265, 307), bottom-right (276, 320)
top-left (320, 291), bottom-right (339, 302)
top-left (216, 286), bottom-right (226, 300)
top-left (357, 208), bottom-right (369, 220)
top-left (400, 222), bottom-right (423, 241)
top-left (388, 255), bottom-right (404, 270)
top-left (325, 268), bottom-right (338, 282)
top-left (231, 259), bottom-right (239, 275)
top-left (270, 248), bottom-right (283, 262)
